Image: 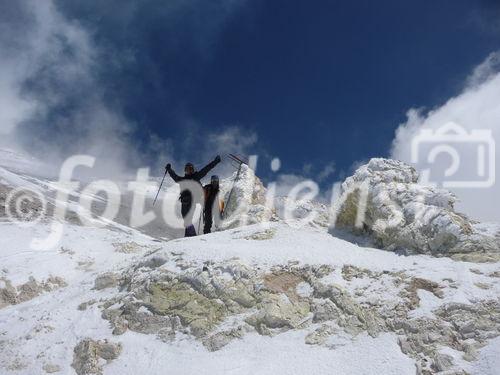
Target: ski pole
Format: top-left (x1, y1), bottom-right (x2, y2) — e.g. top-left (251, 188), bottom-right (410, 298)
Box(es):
top-left (153, 171), bottom-right (167, 206)
top-left (222, 162), bottom-right (242, 219)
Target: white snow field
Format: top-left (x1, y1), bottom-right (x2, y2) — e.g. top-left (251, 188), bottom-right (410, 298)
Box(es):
top-left (1, 148), bottom-right (499, 375)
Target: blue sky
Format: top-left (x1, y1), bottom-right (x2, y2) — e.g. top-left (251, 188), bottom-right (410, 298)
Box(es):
top-left (3, 0), bottom-right (500, 185)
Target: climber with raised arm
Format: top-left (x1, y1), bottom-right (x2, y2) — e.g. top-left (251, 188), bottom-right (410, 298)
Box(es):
top-left (165, 155), bottom-right (221, 237)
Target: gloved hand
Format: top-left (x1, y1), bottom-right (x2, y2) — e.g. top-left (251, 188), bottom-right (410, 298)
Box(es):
top-left (165, 163), bottom-right (171, 171)
top-left (214, 155), bottom-right (221, 163)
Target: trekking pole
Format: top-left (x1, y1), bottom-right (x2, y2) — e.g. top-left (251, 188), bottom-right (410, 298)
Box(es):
top-left (221, 154), bottom-right (247, 219)
top-left (153, 171), bottom-right (167, 206)
top-left (197, 210), bottom-right (202, 234)
top-left (222, 164), bottom-right (241, 219)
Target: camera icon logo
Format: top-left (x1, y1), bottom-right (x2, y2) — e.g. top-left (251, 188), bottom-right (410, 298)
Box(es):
top-left (411, 122), bottom-right (495, 188)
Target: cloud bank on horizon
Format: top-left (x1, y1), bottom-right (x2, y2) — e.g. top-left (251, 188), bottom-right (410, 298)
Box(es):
top-left (391, 52), bottom-right (500, 222)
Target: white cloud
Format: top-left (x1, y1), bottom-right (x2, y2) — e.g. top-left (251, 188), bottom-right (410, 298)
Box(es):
top-left (317, 161), bottom-right (336, 182)
top-left (274, 174), bottom-right (308, 197)
top-left (205, 126), bottom-right (258, 178)
top-left (0, 1), bottom-right (248, 179)
top-left (0, 0), bottom-right (139, 178)
top-left (391, 53), bottom-right (500, 221)
top-left (206, 126), bottom-right (258, 157)
top-left (466, 51), bottom-right (500, 87)
top-left (0, 1), bottom-right (48, 136)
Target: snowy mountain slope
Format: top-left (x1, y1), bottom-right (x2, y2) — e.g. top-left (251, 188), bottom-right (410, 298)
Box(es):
top-left (1, 221), bottom-right (499, 374)
top-left (0, 220), bottom-right (158, 371)
top-left (0, 148), bottom-right (57, 179)
top-left (0, 148), bottom-right (184, 239)
top-left (1, 149), bottom-right (500, 375)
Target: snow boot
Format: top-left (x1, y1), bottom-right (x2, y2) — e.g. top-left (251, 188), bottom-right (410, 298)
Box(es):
top-left (184, 225), bottom-right (197, 237)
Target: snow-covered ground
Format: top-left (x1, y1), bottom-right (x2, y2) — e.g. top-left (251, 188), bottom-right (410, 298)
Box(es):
top-left (1, 220), bottom-right (499, 374)
top-left (1, 148), bottom-right (500, 375)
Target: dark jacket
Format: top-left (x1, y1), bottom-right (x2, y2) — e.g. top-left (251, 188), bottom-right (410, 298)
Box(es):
top-left (166, 158), bottom-right (220, 204)
top-left (203, 184), bottom-right (220, 214)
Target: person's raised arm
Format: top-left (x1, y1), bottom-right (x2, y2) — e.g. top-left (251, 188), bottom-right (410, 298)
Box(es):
top-left (197, 155), bottom-right (221, 179)
top-left (165, 163), bottom-right (181, 182)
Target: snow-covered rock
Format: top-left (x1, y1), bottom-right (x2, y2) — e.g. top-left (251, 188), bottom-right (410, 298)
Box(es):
top-left (333, 158), bottom-right (500, 261)
top-left (218, 164), bottom-right (329, 230)
top-left (219, 164), bottom-right (276, 228)
top-left (275, 196), bottom-right (330, 228)
top-left (0, 276), bottom-right (66, 309)
top-left (88, 223), bottom-right (500, 374)
top-left (1, 219), bottom-right (500, 374)
top-left (72, 339), bottom-right (122, 375)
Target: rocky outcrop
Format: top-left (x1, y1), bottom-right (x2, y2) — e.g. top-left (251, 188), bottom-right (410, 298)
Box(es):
top-left (42, 363), bottom-right (61, 373)
top-left (275, 196), bottom-right (330, 228)
top-left (219, 164), bottom-right (276, 229)
top-left (93, 272), bottom-right (120, 291)
top-left (312, 264), bottom-right (500, 375)
top-left (100, 259), bottom-right (386, 351)
top-left (218, 164), bottom-right (330, 230)
top-left (96, 253), bottom-right (500, 374)
top-left (0, 276), bottom-right (66, 309)
top-left (392, 301), bottom-right (500, 374)
top-left (71, 339), bottom-right (122, 375)
top-left (332, 158), bottom-right (500, 261)
top-left (112, 241), bottom-right (146, 254)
